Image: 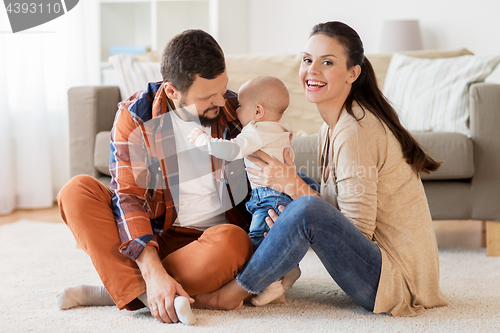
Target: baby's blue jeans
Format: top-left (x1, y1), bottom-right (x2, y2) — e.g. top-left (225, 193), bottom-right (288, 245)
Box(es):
top-left (245, 186), bottom-right (293, 250)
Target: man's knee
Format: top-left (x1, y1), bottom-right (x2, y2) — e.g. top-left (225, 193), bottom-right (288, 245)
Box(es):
top-left (223, 224), bottom-right (253, 262)
top-left (57, 175), bottom-right (111, 224)
top-left (170, 225), bottom-right (253, 295)
top-left (57, 175), bottom-right (108, 205)
top-left (58, 175), bottom-right (96, 202)
top-left (207, 224), bottom-right (253, 265)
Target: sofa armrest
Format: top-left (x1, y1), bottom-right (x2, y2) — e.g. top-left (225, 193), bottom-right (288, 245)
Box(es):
top-left (469, 82), bottom-right (500, 221)
top-left (68, 86), bottom-right (121, 178)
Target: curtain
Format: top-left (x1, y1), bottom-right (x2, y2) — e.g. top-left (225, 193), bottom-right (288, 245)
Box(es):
top-left (0, 1), bottom-right (99, 214)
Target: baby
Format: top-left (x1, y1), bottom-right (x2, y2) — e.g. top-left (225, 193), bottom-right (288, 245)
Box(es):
top-left (187, 75), bottom-right (301, 306)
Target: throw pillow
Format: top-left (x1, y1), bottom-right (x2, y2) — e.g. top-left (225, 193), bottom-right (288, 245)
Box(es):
top-left (383, 53), bottom-right (500, 136)
top-left (367, 48), bottom-right (473, 90)
top-left (109, 54), bottom-right (162, 100)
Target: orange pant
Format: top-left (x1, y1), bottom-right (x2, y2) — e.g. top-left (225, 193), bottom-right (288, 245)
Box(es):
top-left (57, 175), bottom-right (253, 310)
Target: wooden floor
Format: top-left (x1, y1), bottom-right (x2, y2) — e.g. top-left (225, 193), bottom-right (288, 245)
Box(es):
top-left (0, 205), bottom-right (64, 226)
top-left (0, 205), bottom-right (486, 249)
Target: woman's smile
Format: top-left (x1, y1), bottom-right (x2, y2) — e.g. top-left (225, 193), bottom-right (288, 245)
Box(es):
top-left (305, 79), bottom-right (327, 90)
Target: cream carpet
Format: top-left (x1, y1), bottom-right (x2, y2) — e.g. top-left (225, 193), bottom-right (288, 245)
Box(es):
top-left (1, 220), bottom-right (499, 333)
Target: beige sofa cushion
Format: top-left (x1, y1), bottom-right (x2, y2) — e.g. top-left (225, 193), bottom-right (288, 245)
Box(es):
top-left (291, 132), bottom-right (474, 182)
top-left (413, 132), bottom-right (474, 180)
top-left (225, 54), bottom-right (322, 136)
top-left (383, 53), bottom-right (500, 136)
top-left (366, 48), bottom-right (473, 89)
top-left (94, 131), bottom-right (111, 176)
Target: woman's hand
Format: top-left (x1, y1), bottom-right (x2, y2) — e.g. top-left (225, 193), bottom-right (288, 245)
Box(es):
top-left (264, 205), bottom-right (285, 232)
top-left (246, 148), bottom-right (318, 200)
top-left (246, 148), bottom-right (300, 198)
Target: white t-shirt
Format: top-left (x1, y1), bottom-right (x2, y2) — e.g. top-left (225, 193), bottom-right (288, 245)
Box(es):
top-left (169, 111), bottom-right (226, 230)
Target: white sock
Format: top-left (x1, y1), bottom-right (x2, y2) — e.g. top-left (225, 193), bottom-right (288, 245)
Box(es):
top-left (137, 292), bottom-right (149, 309)
top-left (56, 285), bottom-right (114, 310)
top-left (251, 280), bottom-right (285, 307)
top-left (138, 293), bottom-right (196, 326)
top-left (174, 296), bottom-right (197, 325)
top-left (282, 265), bottom-right (301, 290)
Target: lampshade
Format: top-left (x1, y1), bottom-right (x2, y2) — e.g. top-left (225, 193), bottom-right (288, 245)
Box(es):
top-left (379, 20), bottom-right (423, 53)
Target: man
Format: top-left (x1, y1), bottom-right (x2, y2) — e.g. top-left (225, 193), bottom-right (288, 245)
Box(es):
top-left (56, 29), bottom-right (253, 325)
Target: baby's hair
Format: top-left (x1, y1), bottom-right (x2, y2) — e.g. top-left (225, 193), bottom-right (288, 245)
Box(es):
top-left (245, 76), bottom-right (289, 117)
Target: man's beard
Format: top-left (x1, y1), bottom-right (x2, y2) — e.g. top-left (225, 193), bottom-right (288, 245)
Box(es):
top-left (178, 97), bottom-right (222, 127)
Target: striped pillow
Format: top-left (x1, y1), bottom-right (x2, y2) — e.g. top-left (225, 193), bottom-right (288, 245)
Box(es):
top-left (383, 53), bottom-right (500, 136)
top-left (109, 54), bottom-right (162, 100)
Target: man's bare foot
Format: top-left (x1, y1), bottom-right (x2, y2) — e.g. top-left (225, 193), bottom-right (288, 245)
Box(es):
top-left (192, 279), bottom-right (249, 310)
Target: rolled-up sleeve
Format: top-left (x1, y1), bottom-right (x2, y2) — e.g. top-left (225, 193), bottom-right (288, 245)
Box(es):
top-left (109, 104), bottom-right (159, 260)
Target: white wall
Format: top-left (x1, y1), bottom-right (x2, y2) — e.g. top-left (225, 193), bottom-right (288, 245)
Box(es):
top-left (217, 0), bottom-right (250, 54)
top-left (237, 0), bottom-right (500, 82)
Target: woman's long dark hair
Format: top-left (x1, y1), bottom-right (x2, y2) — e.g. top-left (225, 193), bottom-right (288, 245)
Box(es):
top-left (311, 21), bottom-right (441, 174)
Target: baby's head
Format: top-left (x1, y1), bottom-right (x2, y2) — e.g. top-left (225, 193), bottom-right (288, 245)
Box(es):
top-left (236, 76), bottom-right (289, 127)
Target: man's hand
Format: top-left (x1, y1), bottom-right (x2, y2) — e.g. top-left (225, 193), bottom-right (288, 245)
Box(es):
top-left (136, 246), bottom-right (193, 323)
top-left (187, 127), bottom-right (205, 143)
top-left (144, 270), bottom-right (192, 323)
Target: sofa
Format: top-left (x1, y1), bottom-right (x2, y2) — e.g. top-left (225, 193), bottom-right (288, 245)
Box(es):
top-left (67, 49), bottom-right (500, 256)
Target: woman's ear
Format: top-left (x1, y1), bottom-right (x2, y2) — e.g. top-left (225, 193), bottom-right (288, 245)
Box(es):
top-left (164, 82), bottom-right (179, 100)
top-left (347, 65), bottom-right (362, 84)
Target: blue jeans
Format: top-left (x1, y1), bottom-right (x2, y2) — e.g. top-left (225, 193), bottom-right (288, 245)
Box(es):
top-left (246, 187), bottom-right (293, 250)
top-left (237, 194), bottom-right (382, 311)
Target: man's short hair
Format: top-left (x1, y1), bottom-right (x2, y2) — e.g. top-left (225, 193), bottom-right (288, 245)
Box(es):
top-left (160, 29), bottom-right (226, 93)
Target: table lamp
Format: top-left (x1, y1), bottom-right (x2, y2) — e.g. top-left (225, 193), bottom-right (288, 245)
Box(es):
top-left (379, 19), bottom-right (423, 53)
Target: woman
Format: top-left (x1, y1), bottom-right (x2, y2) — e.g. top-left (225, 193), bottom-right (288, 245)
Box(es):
top-left (193, 21), bottom-right (448, 317)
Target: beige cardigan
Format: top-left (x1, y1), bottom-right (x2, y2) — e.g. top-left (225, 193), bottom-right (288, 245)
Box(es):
top-left (318, 103), bottom-right (448, 317)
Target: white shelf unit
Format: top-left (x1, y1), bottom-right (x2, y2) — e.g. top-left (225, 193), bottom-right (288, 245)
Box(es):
top-left (98, 0), bottom-right (218, 63)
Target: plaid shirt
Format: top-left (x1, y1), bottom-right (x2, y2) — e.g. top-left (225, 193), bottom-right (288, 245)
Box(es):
top-left (109, 82), bottom-right (251, 261)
